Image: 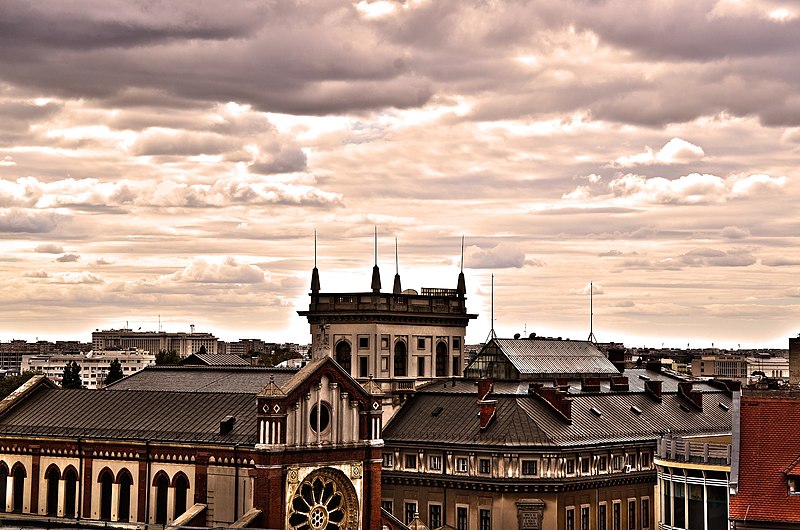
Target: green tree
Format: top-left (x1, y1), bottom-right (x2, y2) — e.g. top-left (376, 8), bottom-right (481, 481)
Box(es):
top-left (257, 346), bottom-right (302, 367)
top-left (104, 359), bottom-right (124, 385)
top-left (0, 371), bottom-right (37, 399)
top-left (156, 349), bottom-right (181, 365)
top-left (198, 345), bottom-right (207, 355)
top-left (62, 361), bottom-right (82, 389)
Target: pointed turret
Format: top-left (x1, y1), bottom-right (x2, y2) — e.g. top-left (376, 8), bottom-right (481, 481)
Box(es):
top-left (456, 235), bottom-right (466, 296)
top-left (393, 237), bottom-right (402, 294)
top-left (311, 230), bottom-right (321, 293)
top-left (371, 226), bottom-right (381, 293)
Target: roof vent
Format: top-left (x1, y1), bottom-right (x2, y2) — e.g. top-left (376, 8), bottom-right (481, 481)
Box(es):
top-left (719, 402), bottom-right (729, 411)
top-left (431, 406), bottom-right (444, 417)
top-left (638, 374), bottom-right (650, 381)
top-left (529, 333), bottom-right (536, 339)
top-left (220, 415), bottom-right (236, 435)
top-left (630, 405), bottom-right (642, 415)
top-left (514, 333), bottom-right (521, 339)
top-left (590, 407), bottom-right (602, 417)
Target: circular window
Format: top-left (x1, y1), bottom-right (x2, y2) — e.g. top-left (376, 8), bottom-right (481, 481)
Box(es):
top-left (288, 468), bottom-right (358, 530)
top-left (310, 403), bottom-right (331, 433)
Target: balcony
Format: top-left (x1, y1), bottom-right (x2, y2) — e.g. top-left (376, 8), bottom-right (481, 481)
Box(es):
top-left (657, 434), bottom-right (732, 466)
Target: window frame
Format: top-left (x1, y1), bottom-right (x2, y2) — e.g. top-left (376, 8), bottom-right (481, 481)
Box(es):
top-left (479, 458), bottom-right (491, 475)
top-left (382, 452), bottom-right (394, 468)
top-left (429, 454), bottom-right (442, 471)
top-left (455, 456), bottom-right (468, 473)
top-left (405, 453), bottom-right (418, 470)
top-left (522, 459), bottom-right (538, 476)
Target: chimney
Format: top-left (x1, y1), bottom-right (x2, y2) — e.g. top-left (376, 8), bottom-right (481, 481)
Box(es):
top-left (790, 337), bottom-right (800, 386)
top-left (479, 400), bottom-right (497, 430)
top-left (581, 378), bottom-right (601, 392)
top-left (528, 383), bottom-right (572, 423)
top-left (219, 415), bottom-right (236, 435)
top-left (610, 376), bottom-right (629, 391)
top-left (645, 360), bottom-right (662, 372)
top-left (678, 382), bottom-right (703, 410)
top-left (644, 379), bottom-right (662, 401)
top-left (555, 378), bottom-right (570, 391)
top-left (607, 345), bottom-right (626, 372)
top-left (477, 377), bottom-right (493, 400)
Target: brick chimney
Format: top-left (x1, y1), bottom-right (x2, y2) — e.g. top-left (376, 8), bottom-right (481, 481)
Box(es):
top-left (581, 378), bottom-right (601, 392)
top-left (644, 379), bottom-right (662, 401)
top-left (790, 337), bottom-right (800, 386)
top-left (477, 377), bottom-right (493, 401)
top-left (528, 383), bottom-right (572, 423)
top-left (479, 400), bottom-right (497, 430)
top-left (678, 381), bottom-right (703, 410)
top-left (610, 376), bottom-right (629, 391)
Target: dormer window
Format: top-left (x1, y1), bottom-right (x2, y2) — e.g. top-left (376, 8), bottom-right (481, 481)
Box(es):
top-left (789, 476), bottom-right (800, 495)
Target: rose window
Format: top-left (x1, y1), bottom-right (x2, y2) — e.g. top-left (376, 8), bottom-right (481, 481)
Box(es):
top-left (288, 469), bottom-right (358, 530)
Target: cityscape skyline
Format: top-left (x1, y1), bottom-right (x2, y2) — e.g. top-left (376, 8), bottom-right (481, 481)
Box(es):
top-left (2, 1), bottom-right (800, 349)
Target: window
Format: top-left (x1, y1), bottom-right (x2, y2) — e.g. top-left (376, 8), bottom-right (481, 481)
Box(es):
top-left (335, 341), bottom-right (352, 373)
top-left (613, 455), bottom-right (622, 471)
top-left (174, 473), bottom-right (189, 520)
top-left (394, 341), bottom-right (408, 377)
top-left (598, 456), bottom-right (607, 471)
top-left (627, 454), bottom-right (637, 468)
top-left (359, 356), bottom-right (368, 378)
top-left (522, 460), bottom-right (538, 476)
top-left (641, 498), bottom-right (650, 529)
top-left (436, 342), bottom-right (448, 377)
top-left (581, 505), bottom-right (590, 530)
top-left (417, 357), bottom-right (425, 377)
top-left (381, 336), bottom-right (389, 349)
top-left (612, 501), bottom-right (621, 530)
top-left (45, 466), bottom-right (59, 516)
top-left (598, 503), bottom-right (607, 530)
top-left (566, 459), bottom-right (575, 474)
top-left (641, 452), bottom-right (650, 468)
top-left (455, 457), bottom-right (468, 473)
top-left (429, 504), bottom-right (442, 529)
top-left (154, 473), bottom-right (169, 525)
top-left (382, 500), bottom-right (393, 514)
top-left (581, 458), bottom-right (590, 474)
top-left (382, 453), bottom-right (394, 468)
top-left (310, 403), bottom-right (331, 432)
top-left (480, 508), bottom-right (491, 530)
top-left (405, 453), bottom-right (417, 469)
top-left (479, 458), bottom-right (491, 474)
top-left (452, 356), bottom-right (460, 376)
top-left (627, 499), bottom-right (636, 530)
top-left (566, 507), bottom-right (575, 530)
top-left (417, 337), bottom-right (426, 349)
top-left (453, 337), bottom-right (461, 350)
top-left (405, 502), bottom-right (417, 524)
top-left (457, 506), bottom-right (468, 530)
top-left (429, 455), bottom-right (442, 471)
top-left (118, 469), bottom-right (133, 522)
top-left (99, 468), bottom-right (113, 520)
top-left (358, 336), bottom-right (369, 349)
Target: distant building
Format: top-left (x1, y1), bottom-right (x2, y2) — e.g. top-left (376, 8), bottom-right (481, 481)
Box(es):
top-left (91, 328), bottom-right (218, 357)
top-left (0, 340), bottom-right (90, 375)
top-left (21, 349), bottom-right (155, 389)
top-left (691, 354), bottom-right (749, 381)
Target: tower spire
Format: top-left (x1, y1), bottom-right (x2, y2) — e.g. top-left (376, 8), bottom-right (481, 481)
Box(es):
top-left (393, 237), bottom-right (402, 294)
top-left (456, 235), bottom-right (466, 296)
top-left (310, 229), bottom-right (320, 293)
top-left (371, 226), bottom-right (381, 292)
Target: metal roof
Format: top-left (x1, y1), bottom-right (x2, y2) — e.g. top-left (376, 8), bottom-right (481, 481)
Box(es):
top-left (492, 338), bottom-right (620, 375)
top-left (180, 353), bottom-right (251, 366)
top-left (106, 365), bottom-right (298, 393)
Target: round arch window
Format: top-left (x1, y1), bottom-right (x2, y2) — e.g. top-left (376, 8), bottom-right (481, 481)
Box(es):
top-left (288, 468), bottom-right (359, 530)
top-left (310, 402), bottom-right (331, 433)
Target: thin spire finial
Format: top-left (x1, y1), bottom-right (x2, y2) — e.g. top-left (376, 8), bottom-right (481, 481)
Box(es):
top-left (460, 235), bottom-right (464, 272)
top-left (395, 237), bottom-right (399, 274)
top-left (314, 229), bottom-right (317, 268)
top-left (374, 225), bottom-right (378, 266)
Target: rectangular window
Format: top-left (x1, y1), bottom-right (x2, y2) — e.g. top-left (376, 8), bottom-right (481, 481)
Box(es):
top-left (628, 499), bottom-right (636, 530)
top-left (641, 498), bottom-right (650, 529)
top-left (613, 502), bottom-right (621, 530)
top-left (429, 455), bottom-right (442, 471)
top-left (429, 504), bottom-right (442, 529)
top-left (455, 457), bottom-right (468, 473)
top-left (452, 356), bottom-right (460, 376)
top-left (581, 458), bottom-right (590, 473)
top-left (381, 356), bottom-right (389, 371)
top-left (613, 455), bottom-right (622, 471)
top-left (457, 506), bottom-right (468, 530)
top-left (359, 356), bottom-right (368, 378)
top-left (405, 453), bottom-right (417, 469)
top-left (581, 505), bottom-right (590, 530)
top-left (382, 453), bottom-right (393, 468)
top-left (641, 452), bottom-right (650, 468)
top-left (381, 335), bottom-right (389, 349)
top-left (522, 460), bottom-right (538, 476)
top-left (479, 458), bottom-right (491, 474)
top-left (381, 500), bottom-right (393, 514)
top-left (566, 459), bottom-right (575, 474)
top-left (599, 456), bottom-right (607, 471)
top-left (358, 336), bottom-right (369, 349)
top-left (453, 337), bottom-right (461, 350)
top-left (417, 357), bottom-right (425, 377)
top-left (404, 502), bottom-right (417, 524)
top-left (598, 503), bottom-right (607, 530)
top-left (627, 454), bottom-right (637, 468)
top-left (417, 337), bottom-right (426, 349)
top-left (480, 509), bottom-right (491, 530)
top-left (566, 507), bottom-right (575, 530)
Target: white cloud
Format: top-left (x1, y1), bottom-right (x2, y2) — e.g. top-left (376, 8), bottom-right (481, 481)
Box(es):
top-left (571, 282), bottom-right (604, 295)
top-left (720, 226), bottom-right (750, 239)
top-left (34, 243), bottom-right (65, 254)
top-left (613, 138), bottom-right (705, 167)
top-left (162, 257), bottom-right (267, 284)
top-left (465, 243), bottom-right (527, 269)
top-left (0, 209), bottom-right (59, 233)
top-left (56, 254), bottom-right (80, 263)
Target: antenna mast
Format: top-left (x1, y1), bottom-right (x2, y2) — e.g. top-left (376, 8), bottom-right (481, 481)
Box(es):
top-left (587, 282), bottom-right (597, 343)
top-left (486, 274), bottom-right (497, 342)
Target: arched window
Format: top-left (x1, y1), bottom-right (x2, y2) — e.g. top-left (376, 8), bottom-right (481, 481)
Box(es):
top-left (394, 341), bottom-right (407, 377)
top-left (436, 342), bottom-right (448, 377)
top-left (45, 465), bottom-right (60, 516)
top-left (63, 467), bottom-right (78, 518)
top-left (173, 473), bottom-right (189, 520)
top-left (0, 463), bottom-right (8, 513)
top-left (11, 463), bottom-right (26, 513)
top-left (117, 469), bottom-right (133, 522)
top-left (98, 468), bottom-right (113, 521)
top-left (335, 341), bottom-right (352, 373)
top-left (154, 472), bottom-right (169, 525)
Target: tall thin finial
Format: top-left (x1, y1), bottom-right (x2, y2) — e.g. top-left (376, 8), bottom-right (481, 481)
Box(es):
top-left (314, 229), bottom-right (317, 268)
top-left (460, 235), bottom-right (464, 272)
top-left (311, 230), bottom-right (321, 293)
top-left (393, 236), bottom-right (402, 294)
top-left (374, 226), bottom-right (378, 266)
top-left (371, 226), bottom-right (381, 292)
top-left (588, 282), bottom-right (597, 343)
top-left (457, 236), bottom-right (467, 296)
top-left (395, 237), bottom-right (399, 274)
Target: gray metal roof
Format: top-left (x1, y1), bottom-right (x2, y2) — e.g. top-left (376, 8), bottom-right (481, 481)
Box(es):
top-left (106, 365), bottom-right (298, 393)
top-left (180, 353), bottom-right (251, 366)
top-left (493, 338), bottom-right (620, 375)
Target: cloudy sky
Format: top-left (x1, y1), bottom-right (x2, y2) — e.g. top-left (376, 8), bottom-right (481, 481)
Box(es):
top-left (1, 0), bottom-right (799, 348)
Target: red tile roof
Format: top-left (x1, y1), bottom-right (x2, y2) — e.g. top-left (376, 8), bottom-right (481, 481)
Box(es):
top-left (730, 392), bottom-right (800, 523)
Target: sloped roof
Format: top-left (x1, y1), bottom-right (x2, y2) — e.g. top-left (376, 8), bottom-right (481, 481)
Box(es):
top-left (491, 338), bottom-right (620, 376)
top-left (730, 391), bottom-right (800, 523)
top-left (180, 353), bottom-right (251, 366)
top-left (106, 365), bottom-right (298, 393)
top-left (0, 386), bottom-right (256, 444)
top-left (384, 386), bottom-right (731, 448)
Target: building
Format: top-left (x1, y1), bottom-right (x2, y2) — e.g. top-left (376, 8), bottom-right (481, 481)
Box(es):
top-left (21, 349), bottom-right (156, 389)
top-left (91, 328), bottom-right (218, 357)
top-left (297, 244), bottom-right (476, 411)
top-left (0, 358), bottom-right (385, 529)
top-left (745, 355), bottom-right (789, 381)
top-left (0, 340), bottom-right (90, 375)
top-left (380, 337), bottom-right (734, 530)
top-left (691, 355), bottom-right (749, 381)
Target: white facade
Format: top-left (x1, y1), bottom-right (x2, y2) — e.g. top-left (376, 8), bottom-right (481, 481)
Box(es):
top-left (22, 349), bottom-right (156, 389)
top-left (91, 329), bottom-right (218, 357)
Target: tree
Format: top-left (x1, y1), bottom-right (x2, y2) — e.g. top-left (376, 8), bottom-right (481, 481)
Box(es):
top-left (104, 359), bottom-right (124, 385)
top-left (198, 345), bottom-right (207, 355)
top-left (61, 361), bottom-right (82, 389)
top-left (156, 349), bottom-right (181, 365)
top-left (0, 371), bottom-right (37, 399)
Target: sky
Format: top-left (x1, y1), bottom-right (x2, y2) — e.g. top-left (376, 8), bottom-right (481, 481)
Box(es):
top-left (1, 0), bottom-right (799, 349)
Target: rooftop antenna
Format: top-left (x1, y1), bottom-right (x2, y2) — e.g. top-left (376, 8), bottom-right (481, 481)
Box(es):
top-left (456, 235), bottom-right (467, 296)
top-left (486, 274), bottom-right (497, 342)
top-left (311, 229), bottom-right (321, 293)
top-left (370, 225), bottom-right (381, 292)
top-left (587, 282), bottom-right (597, 344)
top-left (158, 314), bottom-right (161, 332)
top-left (393, 236), bottom-right (402, 294)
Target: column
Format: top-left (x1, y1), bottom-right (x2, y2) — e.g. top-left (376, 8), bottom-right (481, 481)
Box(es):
top-left (5, 475), bottom-right (12, 512)
top-left (111, 483), bottom-right (120, 521)
top-left (57, 478), bottom-right (66, 517)
top-left (167, 486), bottom-right (175, 524)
